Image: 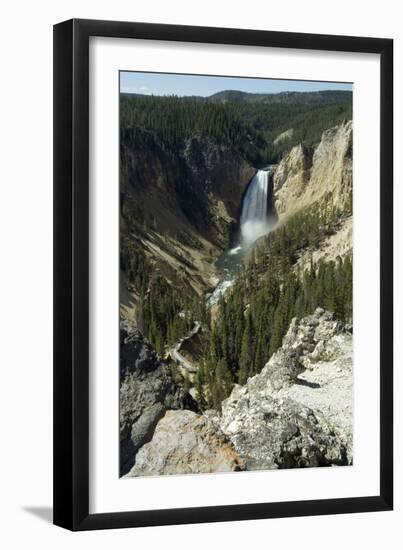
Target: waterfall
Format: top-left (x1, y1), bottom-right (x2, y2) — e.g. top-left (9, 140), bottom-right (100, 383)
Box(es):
top-left (208, 167), bottom-right (276, 305)
top-left (240, 167), bottom-right (275, 246)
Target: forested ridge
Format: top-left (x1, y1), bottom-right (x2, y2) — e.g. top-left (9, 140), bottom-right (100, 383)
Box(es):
top-left (120, 90), bottom-right (352, 164)
top-left (121, 94), bottom-right (265, 165)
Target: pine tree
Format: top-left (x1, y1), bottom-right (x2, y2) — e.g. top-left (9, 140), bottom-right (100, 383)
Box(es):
top-left (212, 359), bottom-right (232, 410)
top-left (253, 328), bottom-right (266, 376)
top-left (269, 306), bottom-right (284, 357)
top-left (195, 362), bottom-right (207, 410)
top-left (238, 310), bottom-right (253, 385)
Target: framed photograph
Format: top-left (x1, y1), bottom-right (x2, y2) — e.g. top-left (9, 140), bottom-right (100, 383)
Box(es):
top-left (53, 19), bottom-right (393, 530)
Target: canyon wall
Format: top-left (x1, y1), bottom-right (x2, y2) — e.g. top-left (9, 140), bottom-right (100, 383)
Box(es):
top-left (274, 121), bottom-right (352, 219)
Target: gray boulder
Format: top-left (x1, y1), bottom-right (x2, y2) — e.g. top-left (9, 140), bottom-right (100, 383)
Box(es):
top-left (220, 386), bottom-right (347, 470)
top-left (127, 410), bottom-right (245, 477)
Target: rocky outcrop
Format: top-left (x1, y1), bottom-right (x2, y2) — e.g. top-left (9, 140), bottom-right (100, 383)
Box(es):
top-left (274, 121), bottom-right (352, 219)
top-left (259, 347), bottom-right (305, 391)
top-left (215, 309), bottom-right (352, 470)
top-left (274, 143), bottom-right (310, 194)
top-left (295, 216), bottom-right (353, 272)
top-left (120, 323), bottom-right (198, 475)
top-left (217, 392), bottom-right (347, 470)
top-left (273, 128), bottom-right (294, 146)
top-left (309, 121), bottom-right (352, 207)
top-left (127, 410), bottom-right (245, 477)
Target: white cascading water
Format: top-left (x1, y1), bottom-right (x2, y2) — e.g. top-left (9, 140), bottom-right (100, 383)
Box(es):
top-left (208, 167), bottom-right (275, 305)
top-left (240, 168), bottom-right (273, 246)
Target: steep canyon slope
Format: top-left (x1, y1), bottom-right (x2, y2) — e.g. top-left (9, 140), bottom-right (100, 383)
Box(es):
top-left (120, 135), bottom-right (255, 322)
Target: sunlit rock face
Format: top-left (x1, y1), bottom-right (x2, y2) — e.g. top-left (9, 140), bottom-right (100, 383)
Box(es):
top-left (126, 410), bottom-right (245, 477)
top-left (273, 121), bottom-right (352, 219)
top-left (213, 308), bottom-right (353, 470)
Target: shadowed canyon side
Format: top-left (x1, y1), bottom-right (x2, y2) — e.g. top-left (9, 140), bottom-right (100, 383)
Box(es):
top-left (119, 84), bottom-right (353, 477)
top-left (120, 133), bottom-right (255, 322)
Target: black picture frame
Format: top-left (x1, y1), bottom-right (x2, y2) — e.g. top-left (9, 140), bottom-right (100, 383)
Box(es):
top-left (53, 18), bottom-right (393, 531)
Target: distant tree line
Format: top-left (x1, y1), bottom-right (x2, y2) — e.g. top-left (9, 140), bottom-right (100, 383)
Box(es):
top-left (120, 94), bottom-right (266, 165)
top-left (237, 101), bottom-right (352, 162)
top-left (120, 92), bottom-right (352, 166)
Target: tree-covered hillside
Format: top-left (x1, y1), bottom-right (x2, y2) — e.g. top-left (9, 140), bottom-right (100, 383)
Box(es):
top-left (209, 89), bottom-right (351, 105)
top-left (120, 90), bottom-right (352, 165)
top-left (221, 90), bottom-right (352, 162)
top-left (120, 94), bottom-right (266, 165)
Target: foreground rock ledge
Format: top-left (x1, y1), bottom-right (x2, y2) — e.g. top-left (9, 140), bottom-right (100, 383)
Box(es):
top-left (215, 308), bottom-right (353, 470)
top-left (126, 410), bottom-right (245, 477)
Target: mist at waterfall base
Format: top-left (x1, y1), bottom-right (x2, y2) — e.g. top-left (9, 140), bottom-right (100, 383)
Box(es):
top-left (208, 168), bottom-right (276, 305)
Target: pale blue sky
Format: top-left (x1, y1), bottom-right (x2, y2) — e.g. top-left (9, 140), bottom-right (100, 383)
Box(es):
top-left (120, 71), bottom-right (352, 97)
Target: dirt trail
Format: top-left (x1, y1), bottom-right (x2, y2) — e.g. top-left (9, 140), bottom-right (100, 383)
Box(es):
top-left (168, 321), bottom-right (201, 374)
